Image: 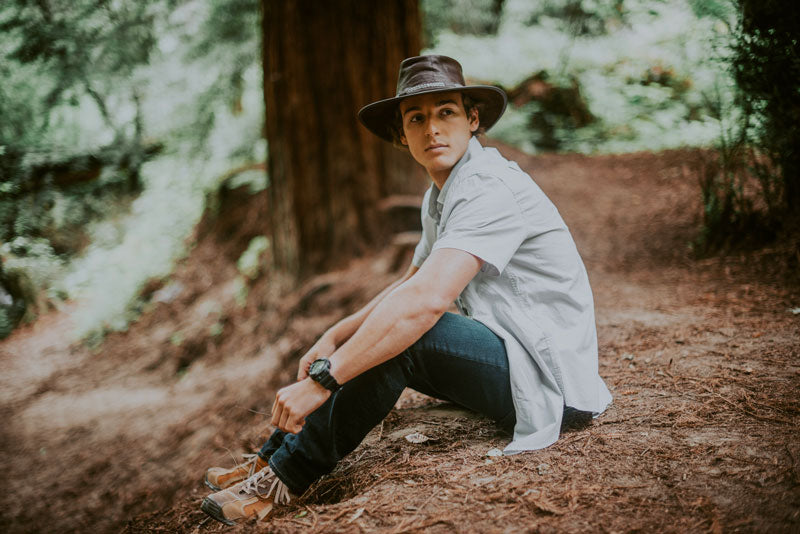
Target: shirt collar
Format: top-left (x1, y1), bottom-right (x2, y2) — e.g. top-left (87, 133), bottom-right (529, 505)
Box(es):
top-left (427, 136), bottom-right (484, 220)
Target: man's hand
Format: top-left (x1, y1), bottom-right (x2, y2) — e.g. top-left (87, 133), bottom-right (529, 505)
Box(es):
top-left (271, 378), bottom-right (332, 433)
top-left (296, 334), bottom-right (338, 381)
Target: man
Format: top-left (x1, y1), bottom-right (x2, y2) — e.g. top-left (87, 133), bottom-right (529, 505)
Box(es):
top-left (200, 55), bottom-right (612, 525)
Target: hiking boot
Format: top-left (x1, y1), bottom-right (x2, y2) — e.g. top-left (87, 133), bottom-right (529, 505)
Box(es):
top-left (201, 465), bottom-right (293, 525)
top-left (204, 453), bottom-right (269, 491)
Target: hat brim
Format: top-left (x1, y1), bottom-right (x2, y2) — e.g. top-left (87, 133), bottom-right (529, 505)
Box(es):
top-left (357, 85), bottom-right (508, 143)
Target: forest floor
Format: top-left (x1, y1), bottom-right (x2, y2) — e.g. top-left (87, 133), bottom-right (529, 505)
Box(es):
top-left (1, 140), bottom-right (798, 534)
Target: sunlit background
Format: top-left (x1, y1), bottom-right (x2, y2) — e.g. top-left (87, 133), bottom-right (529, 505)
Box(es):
top-left (0, 0), bottom-right (767, 341)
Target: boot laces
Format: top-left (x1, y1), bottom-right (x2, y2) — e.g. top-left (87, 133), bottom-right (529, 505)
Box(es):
top-left (238, 453), bottom-right (261, 478)
top-left (240, 466), bottom-right (292, 505)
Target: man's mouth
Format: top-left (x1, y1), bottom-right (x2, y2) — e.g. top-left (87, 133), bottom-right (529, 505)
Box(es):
top-left (425, 143), bottom-right (448, 151)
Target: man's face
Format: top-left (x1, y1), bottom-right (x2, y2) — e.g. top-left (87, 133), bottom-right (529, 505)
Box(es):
top-left (398, 91), bottom-right (479, 185)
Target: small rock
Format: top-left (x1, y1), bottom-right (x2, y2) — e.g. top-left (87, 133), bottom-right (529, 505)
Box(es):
top-left (404, 432), bottom-right (431, 444)
top-left (621, 353), bottom-right (634, 361)
top-left (790, 307), bottom-right (800, 315)
top-left (486, 448), bottom-right (503, 457)
top-left (537, 463), bottom-right (550, 475)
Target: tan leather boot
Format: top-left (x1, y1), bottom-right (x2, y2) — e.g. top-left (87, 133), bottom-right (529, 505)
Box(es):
top-left (201, 466), bottom-right (293, 525)
top-left (204, 453), bottom-right (269, 491)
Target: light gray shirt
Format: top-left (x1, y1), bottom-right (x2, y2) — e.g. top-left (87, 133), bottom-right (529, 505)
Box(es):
top-left (412, 136), bottom-right (612, 452)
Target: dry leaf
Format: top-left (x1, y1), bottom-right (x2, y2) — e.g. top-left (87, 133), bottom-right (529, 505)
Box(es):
top-left (528, 495), bottom-right (566, 515)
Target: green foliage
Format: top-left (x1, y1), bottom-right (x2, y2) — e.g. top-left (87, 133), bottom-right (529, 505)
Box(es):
top-left (525, 0), bottom-right (627, 37)
top-left (0, 236), bottom-right (63, 337)
top-left (0, 0), bottom-right (171, 337)
top-left (424, 0), bottom-right (738, 154)
top-left (0, 0), bottom-right (266, 340)
top-left (237, 236), bottom-right (270, 280)
top-left (422, 0), bottom-right (504, 46)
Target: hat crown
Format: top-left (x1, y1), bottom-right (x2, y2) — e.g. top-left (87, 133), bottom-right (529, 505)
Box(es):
top-left (396, 55), bottom-right (466, 97)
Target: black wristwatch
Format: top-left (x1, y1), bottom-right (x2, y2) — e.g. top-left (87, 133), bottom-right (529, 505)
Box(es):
top-left (308, 358), bottom-right (341, 392)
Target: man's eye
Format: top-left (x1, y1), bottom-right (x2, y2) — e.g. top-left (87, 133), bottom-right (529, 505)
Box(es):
top-left (441, 109), bottom-right (455, 116)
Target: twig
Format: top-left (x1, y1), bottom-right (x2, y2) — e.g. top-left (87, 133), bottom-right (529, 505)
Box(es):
top-left (402, 518), bottom-right (456, 533)
top-left (698, 384), bottom-right (792, 424)
top-left (391, 489), bottom-right (441, 534)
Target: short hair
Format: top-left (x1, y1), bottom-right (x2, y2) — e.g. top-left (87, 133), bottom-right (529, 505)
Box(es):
top-left (389, 92), bottom-right (486, 150)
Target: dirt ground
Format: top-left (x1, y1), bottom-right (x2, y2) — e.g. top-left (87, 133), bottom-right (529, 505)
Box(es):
top-left (1, 141), bottom-right (798, 533)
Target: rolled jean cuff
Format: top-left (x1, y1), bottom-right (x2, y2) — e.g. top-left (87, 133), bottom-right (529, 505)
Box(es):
top-left (258, 429), bottom-right (287, 461)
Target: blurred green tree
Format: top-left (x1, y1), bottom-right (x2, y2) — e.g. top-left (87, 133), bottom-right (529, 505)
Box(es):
top-left (0, 0), bottom-right (165, 185)
top-left (697, 0), bottom-right (799, 253)
top-left (421, 0), bottom-right (504, 46)
top-left (0, 0), bottom-right (169, 337)
top-left (733, 0), bottom-right (800, 234)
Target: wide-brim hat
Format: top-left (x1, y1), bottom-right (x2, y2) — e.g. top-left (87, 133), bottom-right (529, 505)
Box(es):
top-left (358, 55), bottom-right (508, 143)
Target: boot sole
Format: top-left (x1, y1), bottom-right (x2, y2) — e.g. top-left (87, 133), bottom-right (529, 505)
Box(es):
top-left (204, 475), bottom-right (222, 492)
top-left (201, 496), bottom-right (237, 526)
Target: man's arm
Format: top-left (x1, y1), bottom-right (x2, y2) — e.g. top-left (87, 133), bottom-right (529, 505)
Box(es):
top-left (296, 262), bottom-right (419, 380)
top-left (271, 248), bottom-right (482, 433)
top-left (329, 262), bottom-right (419, 345)
top-left (326, 248), bottom-right (480, 383)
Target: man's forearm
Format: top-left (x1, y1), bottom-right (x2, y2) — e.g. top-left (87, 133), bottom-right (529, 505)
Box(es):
top-left (328, 282), bottom-right (444, 384)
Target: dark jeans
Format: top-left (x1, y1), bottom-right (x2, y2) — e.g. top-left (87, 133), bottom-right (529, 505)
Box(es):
top-left (258, 311), bottom-right (516, 495)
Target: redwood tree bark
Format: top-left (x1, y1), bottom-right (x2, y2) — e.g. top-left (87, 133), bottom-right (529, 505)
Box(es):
top-left (261, 0), bottom-right (422, 280)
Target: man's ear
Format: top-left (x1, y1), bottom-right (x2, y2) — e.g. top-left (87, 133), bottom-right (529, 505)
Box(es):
top-left (400, 133), bottom-right (408, 146)
top-left (469, 108), bottom-right (479, 132)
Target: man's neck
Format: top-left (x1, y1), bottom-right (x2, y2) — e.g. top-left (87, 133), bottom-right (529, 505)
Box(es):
top-left (431, 169), bottom-right (449, 190)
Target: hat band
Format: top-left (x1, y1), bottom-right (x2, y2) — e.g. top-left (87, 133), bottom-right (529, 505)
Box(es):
top-left (398, 81), bottom-right (463, 96)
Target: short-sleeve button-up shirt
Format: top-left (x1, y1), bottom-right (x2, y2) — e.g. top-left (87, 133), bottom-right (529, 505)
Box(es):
top-left (412, 137), bottom-right (612, 452)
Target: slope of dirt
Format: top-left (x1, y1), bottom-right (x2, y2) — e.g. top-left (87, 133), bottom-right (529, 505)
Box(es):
top-left (1, 141), bottom-right (798, 533)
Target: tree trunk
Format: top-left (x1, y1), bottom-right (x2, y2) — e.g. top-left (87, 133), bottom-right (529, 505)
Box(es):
top-left (261, 0), bottom-right (422, 280)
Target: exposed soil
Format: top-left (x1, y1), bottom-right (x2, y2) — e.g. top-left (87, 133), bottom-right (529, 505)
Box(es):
top-left (1, 141), bottom-right (798, 533)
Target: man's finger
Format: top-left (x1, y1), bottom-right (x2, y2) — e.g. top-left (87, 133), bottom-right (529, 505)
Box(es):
top-left (297, 357), bottom-right (312, 381)
top-left (271, 391), bottom-right (284, 427)
top-left (279, 404), bottom-right (293, 432)
top-left (270, 402), bottom-right (280, 427)
top-left (289, 415), bottom-right (305, 434)
top-left (293, 418), bottom-right (306, 434)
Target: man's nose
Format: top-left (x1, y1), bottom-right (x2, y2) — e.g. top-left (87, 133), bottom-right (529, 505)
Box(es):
top-left (425, 115), bottom-right (441, 136)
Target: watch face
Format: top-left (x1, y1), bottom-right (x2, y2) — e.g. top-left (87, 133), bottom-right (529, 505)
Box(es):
top-left (309, 359), bottom-right (327, 376)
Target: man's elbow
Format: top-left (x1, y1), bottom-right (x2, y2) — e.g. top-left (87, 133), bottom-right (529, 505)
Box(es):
top-left (407, 285), bottom-right (450, 320)
top-left (425, 295), bottom-right (451, 318)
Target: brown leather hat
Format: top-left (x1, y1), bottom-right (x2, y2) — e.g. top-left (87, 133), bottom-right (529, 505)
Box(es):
top-left (358, 55), bottom-right (507, 143)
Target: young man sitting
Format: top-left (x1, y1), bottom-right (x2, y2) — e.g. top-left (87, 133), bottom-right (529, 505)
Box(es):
top-left (200, 54), bottom-right (612, 526)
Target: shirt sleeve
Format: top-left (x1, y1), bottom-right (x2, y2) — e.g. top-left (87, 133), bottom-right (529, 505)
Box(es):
top-left (411, 188), bottom-right (436, 268)
top-left (431, 174), bottom-right (527, 276)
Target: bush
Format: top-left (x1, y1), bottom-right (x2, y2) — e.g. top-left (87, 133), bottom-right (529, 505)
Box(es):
top-left (697, 0), bottom-right (800, 253)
